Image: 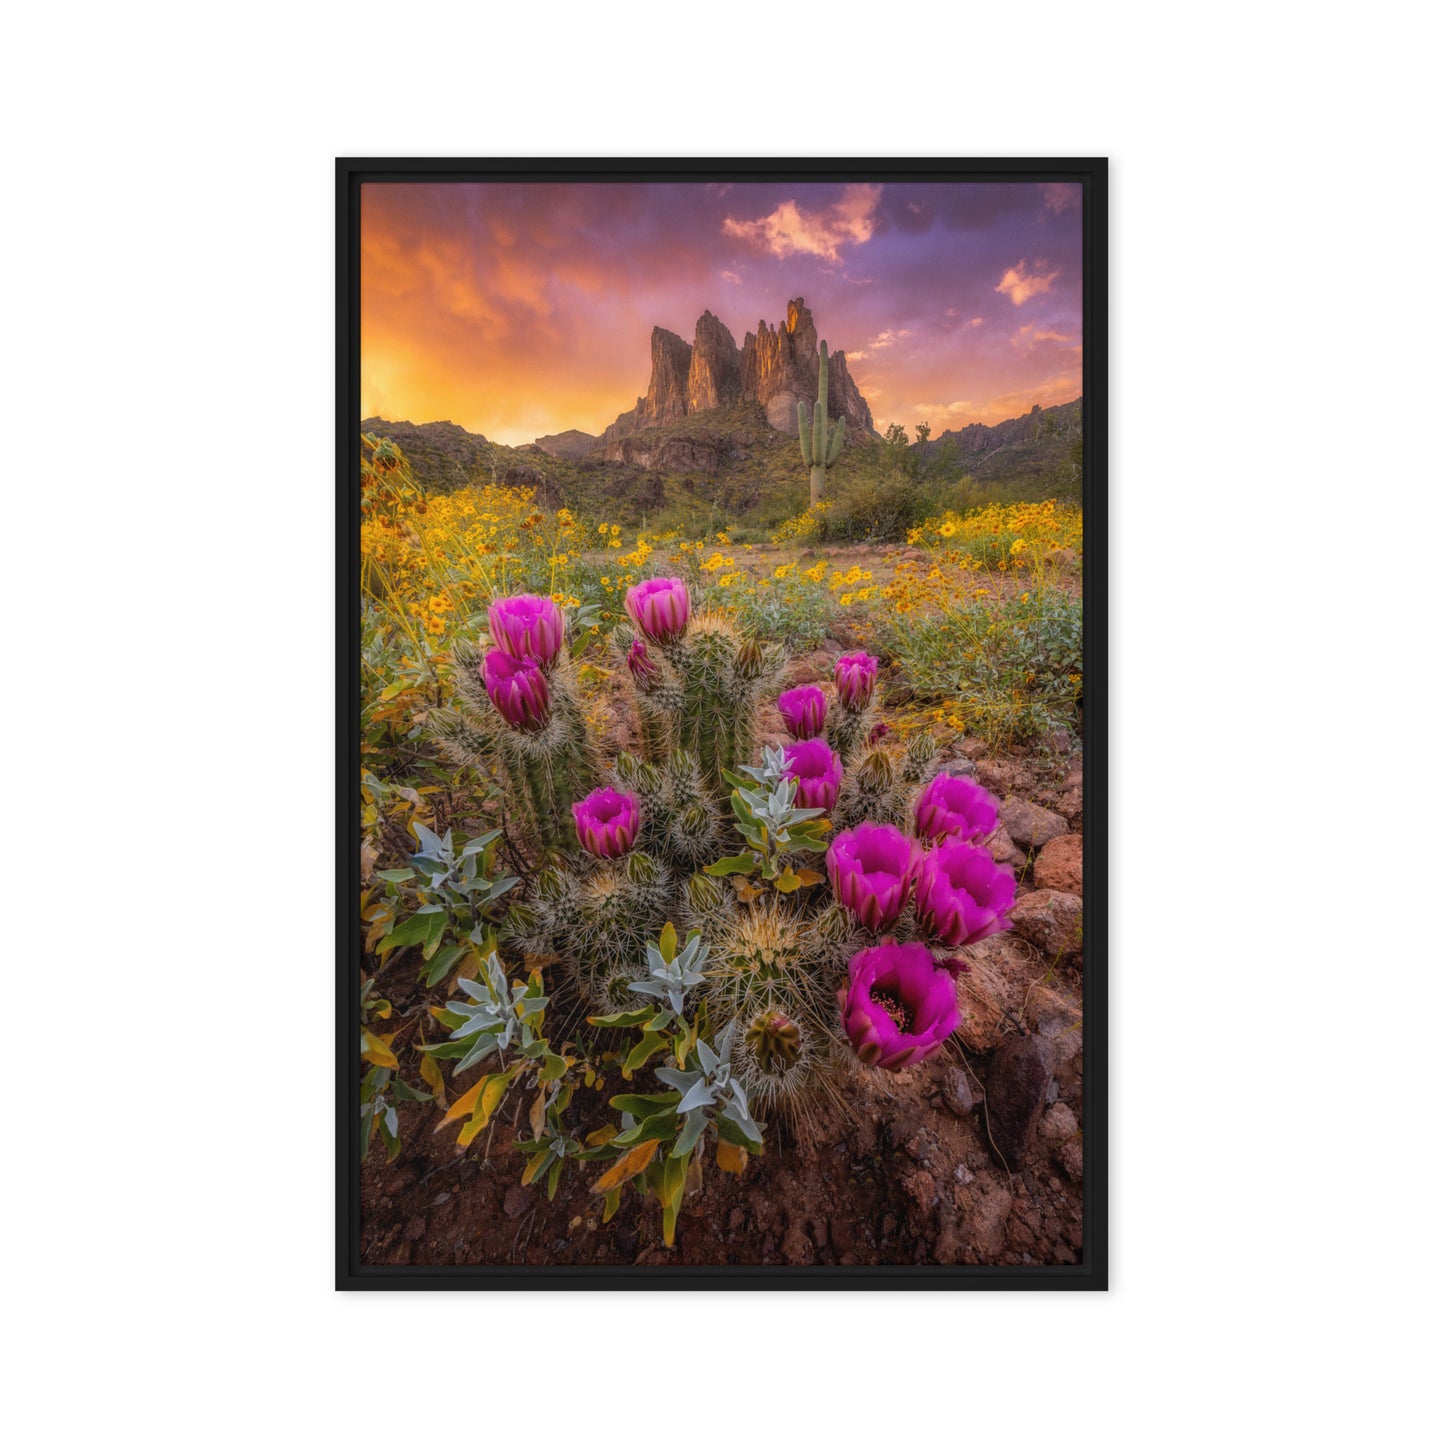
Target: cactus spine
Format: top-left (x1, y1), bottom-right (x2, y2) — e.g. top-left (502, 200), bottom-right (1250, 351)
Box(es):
top-left (797, 340), bottom-right (847, 506)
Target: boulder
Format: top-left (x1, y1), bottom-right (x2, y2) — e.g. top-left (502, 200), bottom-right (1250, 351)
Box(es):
top-left (984, 1034), bottom-right (1051, 1170)
top-left (1010, 889), bottom-right (1084, 958)
top-left (1033, 833), bottom-right (1082, 894)
top-left (1000, 795), bottom-right (1068, 850)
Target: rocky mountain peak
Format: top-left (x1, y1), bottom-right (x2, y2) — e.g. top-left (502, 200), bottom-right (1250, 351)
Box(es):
top-left (601, 297), bottom-right (874, 448)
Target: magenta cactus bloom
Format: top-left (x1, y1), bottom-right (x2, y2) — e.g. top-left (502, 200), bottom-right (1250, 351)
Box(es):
top-left (481, 649), bottom-right (550, 732)
top-left (626, 636), bottom-right (659, 689)
top-left (624, 577), bottom-right (690, 643)
top-left (839, 941), bottom-right (959, 1071)
top-left (913, 772), bottom-right (1000, 844)
top-left (782, 738), bottom-right (842, 812)
top-left (487, 593), bottom-right (564, 667)
top-left (835, 651), bottom-right (879, 711)
top-left (914, 840), bottom-right (1017, 957)
top-left (571, 787), bottom-right (640, 859)
top-left (777, 685), bottom-right (828, 740)
top-left (826, 821), bottom-right (918, 931)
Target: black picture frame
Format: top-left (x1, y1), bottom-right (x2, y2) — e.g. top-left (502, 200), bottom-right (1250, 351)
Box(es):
top-left (337, 157), bottom-right (1107, 1290)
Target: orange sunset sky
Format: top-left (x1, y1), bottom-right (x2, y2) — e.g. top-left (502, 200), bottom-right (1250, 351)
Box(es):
top-left (361, 180), bottom-right (1083, 446)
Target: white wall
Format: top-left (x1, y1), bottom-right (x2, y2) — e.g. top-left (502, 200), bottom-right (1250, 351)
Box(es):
top-left (4, 3), bottom-right (1439, 1440)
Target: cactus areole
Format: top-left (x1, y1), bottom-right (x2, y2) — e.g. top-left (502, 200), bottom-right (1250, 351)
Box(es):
top-left (797, 341), bottom-right (847, 506)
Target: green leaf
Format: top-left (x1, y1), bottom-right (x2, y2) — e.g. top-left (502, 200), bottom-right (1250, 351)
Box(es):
top-left (609, 1111), bottom-right (679, 1148)
top-left (717, 1115), bottom-right (765, 1155)
top-left (423, 943), bottom-right (467, 988)
top-left (586, 1005), bottom-right (657, 1029)
top-left (608, 1091), bottom-right (683, 1118)
top-left (658, 921), bottom-right (677, 964)
top-left (704, 852), bottom-right (759, 877)
top-left (420, 910), bottom-right (448, 960)
top-left (621, 1035), bottom-right (668, 1078)
top-left (374, 868), bottom-right (415, 883)
top-left (377, 910), bottom-right (435, 955)
top-left (773, 867), bottom-right (803, 894)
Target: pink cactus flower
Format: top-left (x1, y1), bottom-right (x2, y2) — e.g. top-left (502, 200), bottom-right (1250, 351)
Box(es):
top-left (914, 840), bottom-right (1017, 959)
top-left (481, 649), bottom-right (550, 732)
top-left (624, 577), bottom-right (690, 643)
top-left (487, 593), bottom-right (564, 668)
top-left (826, 821), bottom-right (918, 931)
top-left (839, 941), bottom-right (959, 1071)
top-left (777, 685), bottom-right (828, 740)
top-left (835, 651), bottom-right (879, 711)
top-left (571, 787), bottom-right (640, 859)
top-left (782, 738), bottom-right (842, 812)
top-left (913, 772), bottom-right (1000, 844)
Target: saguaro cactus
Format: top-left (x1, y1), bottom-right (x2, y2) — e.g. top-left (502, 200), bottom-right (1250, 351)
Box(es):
top-left (798, 340), bottom-right (847, 506)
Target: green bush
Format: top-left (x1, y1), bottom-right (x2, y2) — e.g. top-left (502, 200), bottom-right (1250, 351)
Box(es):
top-left (881, 587), bottom-right (1083, 749)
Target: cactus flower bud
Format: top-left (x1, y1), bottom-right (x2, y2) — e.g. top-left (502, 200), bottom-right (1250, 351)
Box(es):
top-left (834, 651), bottom-right (878, 711)
top-left (487, 593), bottom-right (564, 667)
top-left (626, 637), bottom-right (660, 690)
top-left (571, 787), bottom-right (641, 859)
top-left (734, 638), bottom-right (765, 678)
top-left (687, 871), bottom-right (726, 913)
top-left (481, 649), bottom-right (550, 732)
top-left (624, 577), bottom-right (690, 643)
top-left (746, 1010), bottom-right (803, 1075)
top-left (777, 685), bottom-right (828, 740)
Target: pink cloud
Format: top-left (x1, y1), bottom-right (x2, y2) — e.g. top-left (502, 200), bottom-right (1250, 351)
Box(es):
top-left (1041, 183), bottom-right (1082, 214)
top-left (995, 260), bottom-right (1060, 306)
top-left (722, 184), bottom-right (882, 263)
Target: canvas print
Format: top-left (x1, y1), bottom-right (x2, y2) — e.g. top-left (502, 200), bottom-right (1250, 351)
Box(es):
top-left (350, 168), bottom-right (1095, 1278)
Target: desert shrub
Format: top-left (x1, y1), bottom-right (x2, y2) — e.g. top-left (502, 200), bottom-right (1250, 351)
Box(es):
top-left (882, 586), bottom-right (1083, 750)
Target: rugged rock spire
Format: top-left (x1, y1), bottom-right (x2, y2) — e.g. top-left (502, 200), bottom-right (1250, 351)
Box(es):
top-left (600, 297), bottom-right (874, 446)
top-left (687, 310), bottom-right (743, 413)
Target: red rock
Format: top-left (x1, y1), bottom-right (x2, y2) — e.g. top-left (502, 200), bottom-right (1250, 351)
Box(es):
top-left (1010, 889), bottom-right (1083, 958)
top-left (1033, 833), bottom-right (1082, 894)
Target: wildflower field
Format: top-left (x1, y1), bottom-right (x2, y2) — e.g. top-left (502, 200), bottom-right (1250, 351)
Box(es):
top-left (358, 432), bottom-right (1087, 1268)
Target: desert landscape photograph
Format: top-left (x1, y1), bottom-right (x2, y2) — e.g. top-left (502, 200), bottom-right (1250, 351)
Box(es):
top-left (352, 172), bottom-right (1094, 1275)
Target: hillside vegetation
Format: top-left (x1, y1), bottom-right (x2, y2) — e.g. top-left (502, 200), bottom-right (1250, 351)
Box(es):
top-left (361, 397), bottom-right (1082, 542)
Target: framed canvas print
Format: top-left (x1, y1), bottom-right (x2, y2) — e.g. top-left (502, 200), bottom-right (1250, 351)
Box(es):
top-left (338, 158), bottom-right (1106, 1289)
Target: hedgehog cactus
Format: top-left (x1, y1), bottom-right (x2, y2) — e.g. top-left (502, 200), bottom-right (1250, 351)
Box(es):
top-left (434, 583), bottom-right (1018, 1138)
top-left (798, 340), bottom-right (847, 506)
top-left (615, 605), bottom-right (784, 794)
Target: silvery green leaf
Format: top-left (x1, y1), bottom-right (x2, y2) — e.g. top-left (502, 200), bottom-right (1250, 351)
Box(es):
top-left (722, 1098), bottom-right (762, 1144)
top-left (383, 1105), bottom-right (398, 1138)
top-left (674, 1108), bottom-right (707, 1157)
top-left (456, 1032), bottom-right (502, 1072)
top-left (655, 1067), bottom-right (697, 1094)
top-left (411, 822), bottom-right (448, 859)
top-left (667, 987), bottom-right (686, 1014)
top-left (696, 1038), bottom-right (720, 1076)
top-left (677, 1077), bottom-right (716, 1114)
top-left (455, 977), bottom-right (490, 1003)
top-left (715, 1018), bottom-right (739, 1064)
